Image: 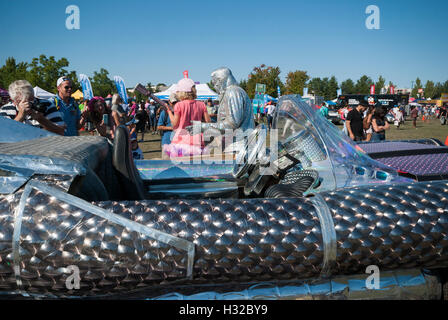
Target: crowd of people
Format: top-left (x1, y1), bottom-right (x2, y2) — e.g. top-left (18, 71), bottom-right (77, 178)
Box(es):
top-left (3, 73), bottom-right (445, 159)
top-left (338, 100), bottom-right (448, 143)
top-left (0, 76), bottom-right (223, 160)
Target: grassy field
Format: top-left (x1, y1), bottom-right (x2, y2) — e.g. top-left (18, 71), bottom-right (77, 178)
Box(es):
top-left (137, 118), bottom-right (448, 160)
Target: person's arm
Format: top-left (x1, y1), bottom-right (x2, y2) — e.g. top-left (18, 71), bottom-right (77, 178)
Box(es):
top-left (346, 120), bottom-right (354, 139)
top-left (345, 111), bottom-right (355, 139)
top-left (31, 111), bottom-right (65, 135)
top-left (383, 120), bottom-right (390, 130)
top-left (112, 111), bottom-right (121, 127)
top-left (94, 121), bottom-right (108, 137)
top-left (363, 114), bottom-right (373, 129)
top-left (372, 118), bottom-right (380, 132)
top-left (203, 109), bottom-right (211, 123)
top-left (166, 106), bottom-right (180, 129)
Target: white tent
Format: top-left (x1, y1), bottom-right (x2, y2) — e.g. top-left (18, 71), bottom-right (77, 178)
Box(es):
top-left (33, 86), bottom-right (56, 100)
top-left (154, 83), bottom-right (218, 101)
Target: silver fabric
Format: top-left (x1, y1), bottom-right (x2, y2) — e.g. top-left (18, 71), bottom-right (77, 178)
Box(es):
top-left (0, 180), bottom-right (447, 298)
top-left (149, 269), bottom-right (440, 300)
top-left (0, 166), bottom-right (34, 194)
top-left (0, 116), bottom-right (55, 144)
top-left (0, 135), bottom-right (109, 172)
top-left (210, 67), bottom-right (254, 132)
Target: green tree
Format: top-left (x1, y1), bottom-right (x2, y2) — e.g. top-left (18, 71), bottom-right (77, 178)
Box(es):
top-left (27, 55), bottom-right (78, 93)
top-left (155, 83), bottom-right (167, 92)
top-left (246, 64), bottom-right (285, 98)
top-left (325, 76), bottom-right (339, 100)
top-left (354, 75), bottom-right (373, 94)
top-left (238, 79), bottom-right (247, 93)
top-left (411, 77), bottom-right (423, 98)
top-left (375, 75), bottom-right (386, 94)
top-left (308, 77), bottom-right (325, 97)
top-left (285, 70), bottom-right (309, 95)
top-left (340, 79), bottom-right (355, 94)
top-left (424, 80), bottom-right (435, 99)
top-left (0, 57), bottom-right (28, 89)
top-left (146, 82), bottom-right (154, 94)
top-left (91, 68), bottom-right (115, 97)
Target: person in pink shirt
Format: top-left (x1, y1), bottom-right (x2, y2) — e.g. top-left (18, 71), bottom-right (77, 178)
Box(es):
top-left (165, 78), bottom-right (211, 157)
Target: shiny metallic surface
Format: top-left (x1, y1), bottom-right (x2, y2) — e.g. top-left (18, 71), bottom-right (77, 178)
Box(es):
top-left (210, 67), bottom-right (254, 132)
top-left (0, 179), bottom-right (447, 298)
top-left (147, 269), bottom-right (440, 300)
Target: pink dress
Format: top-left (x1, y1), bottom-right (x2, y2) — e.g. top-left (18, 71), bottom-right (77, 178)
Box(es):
top-left (165, 100), bottom-right (207, 158)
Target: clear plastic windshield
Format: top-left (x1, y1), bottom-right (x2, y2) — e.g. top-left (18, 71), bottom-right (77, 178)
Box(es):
top-left (273, 95), bottom-right (411, 192)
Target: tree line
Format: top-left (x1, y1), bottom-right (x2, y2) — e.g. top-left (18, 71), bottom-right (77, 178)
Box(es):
top-left (240, 65), bottom-right (448, 101)
top-left (1, 56), bottom-right (447, 101)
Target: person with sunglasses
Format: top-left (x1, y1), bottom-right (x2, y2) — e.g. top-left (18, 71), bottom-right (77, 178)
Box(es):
top-left (55, 76), bottom-right (83, 136)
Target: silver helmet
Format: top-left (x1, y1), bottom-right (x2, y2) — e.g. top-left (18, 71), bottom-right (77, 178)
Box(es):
top-left (210, 67), bottom-right (238, 96)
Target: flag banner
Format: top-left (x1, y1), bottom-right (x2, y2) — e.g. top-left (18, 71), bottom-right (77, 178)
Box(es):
top-left (114, 76), bottom-right (128, 104)
top-left (183, 70), bottom-right (189, 78)
top-left (370, 85), bottom-right (375, 95)
top-left (390, 86), bottom-right (395, 94)
top-left (303, 87), bottom-right (308, 96)
top-left (78, 74), bottom-right (94, 101)
top-left (277, 85), bottom-right (281, 98)
top-left (337, 88), bottom-right (342, 97)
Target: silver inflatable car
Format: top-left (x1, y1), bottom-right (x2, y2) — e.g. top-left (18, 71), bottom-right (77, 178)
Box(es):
top-left (0, 95), bottom-right (447, 300)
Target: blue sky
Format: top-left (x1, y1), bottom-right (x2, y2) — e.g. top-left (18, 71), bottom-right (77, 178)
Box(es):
top-left (1, 0), bottom-right (447, 88)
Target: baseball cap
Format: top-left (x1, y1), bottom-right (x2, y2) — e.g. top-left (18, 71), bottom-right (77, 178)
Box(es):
top-left (57, 76), bottom-right (72, 87)
top-left (169, 92), bottom-right (178, 103)
top-left (176, 78), bottom-right (195, 92)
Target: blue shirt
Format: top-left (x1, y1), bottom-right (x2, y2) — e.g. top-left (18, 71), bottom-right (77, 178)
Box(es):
top-left (55, 95), bottom-right (81, 136)
top-left (157, 110), bottom-right (172, 146)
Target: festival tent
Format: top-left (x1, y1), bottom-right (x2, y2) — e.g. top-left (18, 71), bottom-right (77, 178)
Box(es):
top-left (72, 90), bottom-right (84, 100)
top-left (265, 94), bottom-right (278, 102)
top-left (33, 86), bottom-right (56, 100)
top-left (326, 100), bottom-right (337, 106)
top-left (154, 83), bottom-right (219, 101)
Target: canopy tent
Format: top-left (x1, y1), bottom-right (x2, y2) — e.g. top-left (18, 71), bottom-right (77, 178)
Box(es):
top-left (33, 86), bottom-right (56, 100)
top-left (325, 100), bottom-right (337, 106)
top-left (154, 83), bottom-right (219, 101)
top-left (72, 90), bottom-right (84, 100)
top-left (409, 102), bottom-right (422, 107)
top-left (265, 94), bottom-right (278, 102)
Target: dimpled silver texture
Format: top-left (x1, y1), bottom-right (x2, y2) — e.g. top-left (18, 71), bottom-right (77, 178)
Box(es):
top-left (1, 180), bottom-right (448, 298)
top-left (323, 181), bottom-right (448, 274)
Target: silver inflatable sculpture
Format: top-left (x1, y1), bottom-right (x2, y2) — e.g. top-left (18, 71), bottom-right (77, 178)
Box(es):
top-left (211, 67), bottom-right (254, 132)
top-left (0, 95), bottom-right (448, 300)
top-left (188, 68), bottom-right (254, 152)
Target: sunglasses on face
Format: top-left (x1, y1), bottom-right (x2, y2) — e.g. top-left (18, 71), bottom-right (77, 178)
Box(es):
top-left (64, 86), bottom-right (72, 90)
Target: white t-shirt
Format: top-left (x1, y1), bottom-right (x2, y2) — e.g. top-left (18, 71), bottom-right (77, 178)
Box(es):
top-left (267, 105), bottom-right (276, 116)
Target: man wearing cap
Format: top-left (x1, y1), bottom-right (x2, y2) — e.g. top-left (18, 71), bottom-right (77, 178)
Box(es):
top-left (346, 100), bottom-right (369, 142)
top-left (55, 76), bottom-right (83, 136)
